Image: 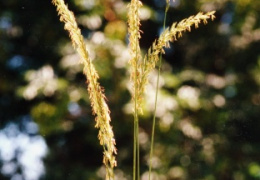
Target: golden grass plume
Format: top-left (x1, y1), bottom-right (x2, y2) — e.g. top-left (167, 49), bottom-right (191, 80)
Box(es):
top-left (130, 11), bottom-right (216, 112)
top-left (52, 0), bottom-right (117, 179)
top-left (128, 0), bottom-right (143, 114)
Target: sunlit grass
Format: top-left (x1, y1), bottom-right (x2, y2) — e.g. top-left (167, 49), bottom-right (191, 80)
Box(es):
top-left (52, 0), bottom-right (215, 179)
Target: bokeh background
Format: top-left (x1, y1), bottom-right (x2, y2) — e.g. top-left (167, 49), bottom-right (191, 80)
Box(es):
top-left (0, 0), bottom-right (260, 179)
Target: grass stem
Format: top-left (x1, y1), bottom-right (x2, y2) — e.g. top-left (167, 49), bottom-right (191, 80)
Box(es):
top-left (148, 3), bottom-right (169, 180)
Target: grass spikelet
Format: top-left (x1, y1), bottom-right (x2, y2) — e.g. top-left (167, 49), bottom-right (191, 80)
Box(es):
top-left (52, 0), bottom-right (117, 179)
top-left (139, 11), bottom-right (216, 101)
top-left (128, 0), bottom-right (143, 114)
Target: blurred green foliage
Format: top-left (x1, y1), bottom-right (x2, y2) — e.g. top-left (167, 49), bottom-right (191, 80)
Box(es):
top-left (0, 0), bottom-right (260, 179)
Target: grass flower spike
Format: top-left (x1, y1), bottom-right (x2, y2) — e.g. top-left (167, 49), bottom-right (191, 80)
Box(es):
top-left (52, 0), bottom-right (117, 179)
top-left (145, 11), bottom-right (216, 72)
top-left (139, 11), bottom-right (216, 103)
top-left (128, 0), bottom-right (143, 114)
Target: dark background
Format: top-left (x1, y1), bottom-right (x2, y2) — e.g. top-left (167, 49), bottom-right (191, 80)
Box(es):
top-left (0, 0), bottom-right (260, 179)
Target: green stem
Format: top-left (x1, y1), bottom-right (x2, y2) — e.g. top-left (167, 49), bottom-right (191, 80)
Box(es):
top-left (133, 80), bottom-right (140, 180)
top-left (136, 113), bottom-right (140, 180)
top-left (148, 4), bottom-right (168, 180)
top-left (133, 22), bottom-right (140, 180)
top-left (133, 116), bottom-right (136, 180)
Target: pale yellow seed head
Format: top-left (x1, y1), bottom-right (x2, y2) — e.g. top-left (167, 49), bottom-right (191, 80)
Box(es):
top-left (52, 0), bottom-right (117, 179)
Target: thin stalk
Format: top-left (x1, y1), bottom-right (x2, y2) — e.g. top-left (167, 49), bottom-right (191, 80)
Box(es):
top-left (133, 116), bottom-right (136, 180)
top-left (133, 66), bottom-right (140, 180)
top-left (136, 114), bottom-right (140, 180)
top-left (133, 13), bottom-right (140, 180)
top-left (135, 40), bottom-right (141, 180)
top-left (134, 113), bottom-right (140, 180)
top-left (148, 3), bottom-right (169, 180)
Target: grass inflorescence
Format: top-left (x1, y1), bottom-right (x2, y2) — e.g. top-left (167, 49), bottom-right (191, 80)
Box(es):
top-left (52, 0), bottom-right (215, 179)
top-left (52, 0), bottom-right (117, 179)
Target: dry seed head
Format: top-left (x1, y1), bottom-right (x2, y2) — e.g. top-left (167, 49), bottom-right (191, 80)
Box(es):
top-left (52, 0), bottom-right (117, 179)
top-left (127, 0), bottom-right (143, 114)
top-left (136, 11), bottom-right (216, 108)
